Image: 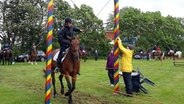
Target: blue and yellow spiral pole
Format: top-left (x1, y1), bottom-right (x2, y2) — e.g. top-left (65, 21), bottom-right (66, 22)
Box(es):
top-left (113, 0), bottom-right (120, 94)
top-left (45, 0), bottom-right (54, 104)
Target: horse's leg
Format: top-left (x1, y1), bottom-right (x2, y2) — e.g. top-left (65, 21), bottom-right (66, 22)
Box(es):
top-left (30, 56), bottom-right (33, 65)
top-left (8, 56), bottom-right (11, 65)
top-left (64, 76), bottom-right (73, 104)
top-left (65, 76), bottom-right (72, 96)
top-left (59, 74), bottom-right (64, 94)
top-left (31, 57), bottom-right (33, 65)
top-left (33, 57), bottom-right (35, 64)
top-left (9, 56), bottom-right (11, 65)
top-left (6, 57), bottom-right (8, 65)
top-left (65, 75), bottom-right (76, 104)
top-left (32, 57), bottom-right (36, 65)
top-left (7, 53), bottom-right (10, 65)
top-left (51, 71), bottom-right (57, 98)
top-left (4, 56), bottom-right (6, 65)
top-left (3, 56), bottom-right (5, 65)
top-left (33, 58), bottom-right (37, 65)
top-left (69, 95), bottom-right (73, 104)
top-left (8, 57), bottom-right (10, 65)
top-left (68, 74), bottom-right (77, 104)
top-left (34, 56), bottom-right (37, 65)
top-left (153, 53), bottom-right (155, 59)
top-left (71, 76), bottom-right (77, 93)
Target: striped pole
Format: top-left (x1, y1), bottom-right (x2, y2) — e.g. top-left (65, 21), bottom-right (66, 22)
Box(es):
top-left (113, 0), bottom-right (120, 94)
top-left (45, 0), bottom-right (54, 104)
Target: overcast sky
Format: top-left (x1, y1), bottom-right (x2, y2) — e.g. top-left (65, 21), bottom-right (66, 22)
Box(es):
top-left (65, 0), bottom-right (184, 22)
top-left (0, 0), bottom-right (183, 22)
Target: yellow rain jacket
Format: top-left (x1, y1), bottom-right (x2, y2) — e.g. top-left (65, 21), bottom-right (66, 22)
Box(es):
top-left (117, 39), bottom-right (134, 72)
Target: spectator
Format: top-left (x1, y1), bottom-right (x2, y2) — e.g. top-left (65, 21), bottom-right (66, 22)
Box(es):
top-left (94, 49), bottom-right (98, 61)
top-left (106, 48), bottom-right (115, 87)
top-left (117, 37), bottom-right (134, 97)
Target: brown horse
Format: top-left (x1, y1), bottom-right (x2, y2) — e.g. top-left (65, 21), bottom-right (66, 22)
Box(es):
top-left (151, 50), bottom-right (165, 65)
top-left (51, 37), bottom-right (80, 104)
top-left (2, 49), bottom-right (13, 65)
top-left (29, 45), bottom-right (37, 65)
top-left (167, 49), bottom-right (175, 59)
top-left (151, 50), bottom-right (165, 60)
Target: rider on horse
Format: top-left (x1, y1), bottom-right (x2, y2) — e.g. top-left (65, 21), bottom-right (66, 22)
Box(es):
top-left (156, 45), bottom-right (161, 54)
top-left (2, 43), bottom-right (11, 51)
top-left (30, 42), bottom-right (37, 54)
top-left (54, 18), bottom-right (83, 72)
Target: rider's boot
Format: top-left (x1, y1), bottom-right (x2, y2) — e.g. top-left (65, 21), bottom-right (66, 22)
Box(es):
top-left (54, 52), bottom-right (63, 73)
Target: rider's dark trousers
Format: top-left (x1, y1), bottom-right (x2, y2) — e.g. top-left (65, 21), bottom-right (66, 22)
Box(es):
top-left (57, 42), bottom-right (70, 65)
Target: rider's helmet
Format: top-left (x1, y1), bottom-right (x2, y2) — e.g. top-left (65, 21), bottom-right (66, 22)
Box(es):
top-left (64, 18), bottom-right (72, 23)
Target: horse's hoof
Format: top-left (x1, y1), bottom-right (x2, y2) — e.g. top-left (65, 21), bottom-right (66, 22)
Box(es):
top-left (69, 100), bottom-right (73, 104)
top-left (60, 89), bottom-right (64, 94)
top-left (65, 92), bottom-right (70, 96)
top-left (53, 95), bottom-right (56, 98)
top-left (53, 93), bottom-right (58, 98)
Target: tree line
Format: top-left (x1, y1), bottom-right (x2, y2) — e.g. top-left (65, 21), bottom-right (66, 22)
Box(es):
top-left (107, 7), bottom-right (184, 53)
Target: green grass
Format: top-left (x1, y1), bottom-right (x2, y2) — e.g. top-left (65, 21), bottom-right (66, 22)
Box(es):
top-left (0, 59), bottom-right (184, 104)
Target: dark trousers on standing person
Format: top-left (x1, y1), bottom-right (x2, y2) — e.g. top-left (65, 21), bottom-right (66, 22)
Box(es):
top-left (108, 69), bottom-right (114, 85)
top-left (123, 72), bottom-right (133, 94)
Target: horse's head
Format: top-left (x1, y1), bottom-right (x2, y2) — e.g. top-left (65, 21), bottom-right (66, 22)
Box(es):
top-left (70, 37), bottom-right (80, 57)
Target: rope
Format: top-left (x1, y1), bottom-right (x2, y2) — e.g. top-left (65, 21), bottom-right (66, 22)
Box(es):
top-left (69, 0), bottom-right (79, 9)
top-left (70, 0), bottom-right (111, 17)
top-left (97, 0), bottom-right (112, 16)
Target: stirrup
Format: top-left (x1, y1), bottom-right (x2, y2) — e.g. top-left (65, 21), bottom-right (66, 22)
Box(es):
top-left (54, 67), bottom-right (59, 73)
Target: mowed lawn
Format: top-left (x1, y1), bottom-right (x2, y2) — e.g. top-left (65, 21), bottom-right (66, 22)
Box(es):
top-left (0, 59), bottom-right (184, 104)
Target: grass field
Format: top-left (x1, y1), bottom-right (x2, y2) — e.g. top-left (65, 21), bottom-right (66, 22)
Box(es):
top-left (0, 59), bottom-right (184, 104)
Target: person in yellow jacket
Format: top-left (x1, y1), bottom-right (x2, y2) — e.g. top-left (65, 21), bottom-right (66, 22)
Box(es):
top-left (117, 37), bottom-right (134, 96)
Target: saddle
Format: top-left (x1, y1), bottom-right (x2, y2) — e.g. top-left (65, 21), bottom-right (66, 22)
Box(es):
top-left (53, 48), bottom-right (69, 62)
top-left (60, 48), bottom-right (70, 62)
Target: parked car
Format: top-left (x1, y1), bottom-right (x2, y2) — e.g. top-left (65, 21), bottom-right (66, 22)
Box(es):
top-left (14, 53), bottom-right (29, 62)
top-left (134, 54), bottom-right (148, 59)
top-left (15, 50), bottom-right (46, 62)
top-left (37, 50), bottom-right (46, 62)
top-left (134, 54), bottom-right (142, 59)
